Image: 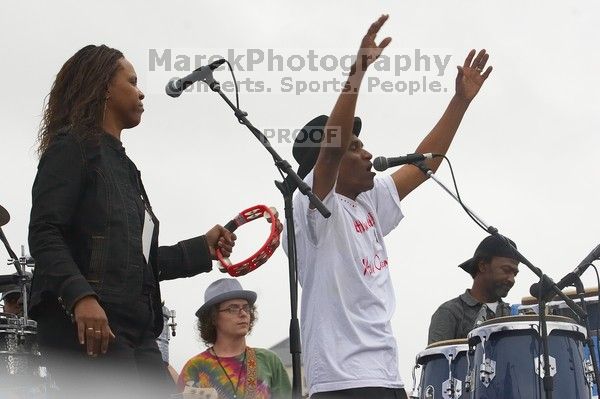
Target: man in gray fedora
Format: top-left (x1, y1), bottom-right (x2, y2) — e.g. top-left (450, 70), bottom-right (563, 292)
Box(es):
top-left (178, 278), bottom-right (291, 398)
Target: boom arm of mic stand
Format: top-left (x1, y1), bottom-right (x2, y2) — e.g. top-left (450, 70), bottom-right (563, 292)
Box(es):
top-left (413, 162), bottom-right (586, 318)
top-left (0, 227), bottom-right (23, 275)
top-left (413, 161), bottom-right (588, 399)
top-left (276, 160), bottom-right (331, 218)
top-left (202, 74), bottom-right (332, 399)
top-left (210, 79), bottom-right (330, 218)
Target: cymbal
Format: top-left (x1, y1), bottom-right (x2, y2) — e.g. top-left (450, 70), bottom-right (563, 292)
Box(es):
top-left (0, 204), bottom-right (9, 226)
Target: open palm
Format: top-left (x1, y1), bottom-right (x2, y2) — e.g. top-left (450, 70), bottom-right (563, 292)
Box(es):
top-left (456, 49), bottom-right (493, 101)
top-left (355, 14), bottom-right (392, 72)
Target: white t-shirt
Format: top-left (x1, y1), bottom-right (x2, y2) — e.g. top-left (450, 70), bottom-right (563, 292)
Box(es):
top-left (486, 302), bottom-right (499, 314)
top-left (283, 171), bottom-right (404, 396)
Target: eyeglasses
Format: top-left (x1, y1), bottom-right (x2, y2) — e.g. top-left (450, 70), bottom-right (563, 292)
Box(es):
top-left (218, 304), bottom-right (252, 315)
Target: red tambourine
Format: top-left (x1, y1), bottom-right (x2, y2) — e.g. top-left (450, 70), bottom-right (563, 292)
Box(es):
top-left (216, 204), bottom-right (281, 277)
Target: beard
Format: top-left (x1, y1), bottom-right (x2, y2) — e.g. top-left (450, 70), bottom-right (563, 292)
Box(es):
top-left (492, 283), bottom-right (513, 299)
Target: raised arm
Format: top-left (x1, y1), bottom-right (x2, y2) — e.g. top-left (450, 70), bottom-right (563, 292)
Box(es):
top-left (391, 49), bottom-right (493, 200)
top-left (312, 14), bottom-right (391, 201)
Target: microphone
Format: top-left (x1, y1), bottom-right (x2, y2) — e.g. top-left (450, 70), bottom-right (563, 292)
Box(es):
top-left (373, 153), bottom-right (436, 171)
top-left (165, 59), bottom-right (226, 97)
top-left (529, 243), bottom-right (600, 300)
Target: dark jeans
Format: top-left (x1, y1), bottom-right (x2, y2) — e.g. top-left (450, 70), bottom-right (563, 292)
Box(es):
top-left (36, 295), bottom-right (174, 399)
top-left (312, 387), bottom-right (409, 399)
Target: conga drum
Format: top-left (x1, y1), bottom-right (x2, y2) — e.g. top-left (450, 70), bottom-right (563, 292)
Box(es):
top-left (412, 338), bottom-right (470, 398)
top-left (467, 315), bottom-right (593, 399)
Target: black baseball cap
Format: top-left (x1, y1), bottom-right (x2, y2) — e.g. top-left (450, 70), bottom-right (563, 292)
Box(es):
top-left (458, 235), bottom-right (521, 277)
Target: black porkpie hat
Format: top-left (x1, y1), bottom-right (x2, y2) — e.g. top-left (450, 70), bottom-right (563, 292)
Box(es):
top-left (458, 235), bottom-right (522, 277)
top-left (293, 115), bottom-right (362, 180)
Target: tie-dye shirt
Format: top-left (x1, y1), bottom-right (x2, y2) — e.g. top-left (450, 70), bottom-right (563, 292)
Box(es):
top-left (178, 347), bottom-right (291, 399)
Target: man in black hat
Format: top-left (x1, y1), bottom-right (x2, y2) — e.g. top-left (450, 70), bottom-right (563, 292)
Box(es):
top-left (283, 14), bottom-right (494, 399)
top-left (0, 271), bottom-right (32, 316)
top-left (2, 287), bottom-right (24, 315)
top-left (428, 235), bottom-right (520, 344)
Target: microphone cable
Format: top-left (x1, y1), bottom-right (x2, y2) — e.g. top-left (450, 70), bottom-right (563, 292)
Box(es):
top-left (222, 60), bottom-right (241, 118)
top-left (438, 155), bottom-right (489, 234)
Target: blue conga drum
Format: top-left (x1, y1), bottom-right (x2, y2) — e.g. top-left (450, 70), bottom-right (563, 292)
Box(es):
top-left (412, 338), bottom-right (470, 398)
top-left (467, 315), bottom-right (593, 399)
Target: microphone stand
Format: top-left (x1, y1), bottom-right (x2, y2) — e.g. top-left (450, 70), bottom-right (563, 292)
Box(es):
top-left (201, 71), bottom-right (330, 399)
top-left (0, 228), bottom-right (30, 321)
top-left (573, 276), bottom-right (600, 393)
top-left (0, 227), bottom-right (23, 276)
top-left (412, 161), bottom-right (587, 399)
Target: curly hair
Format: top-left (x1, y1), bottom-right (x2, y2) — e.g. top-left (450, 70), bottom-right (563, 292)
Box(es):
top-left (198, 303), bottom-right (257, 346)
top-left (37, 44), bottom-right (123, 156)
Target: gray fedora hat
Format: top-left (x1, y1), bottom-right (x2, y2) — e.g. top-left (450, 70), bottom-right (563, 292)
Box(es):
top-left (195, 278), bottom-right (257, 318)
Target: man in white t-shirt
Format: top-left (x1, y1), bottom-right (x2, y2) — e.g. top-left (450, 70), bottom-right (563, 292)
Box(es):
top-left (283, 15), bottom-right (494, 399)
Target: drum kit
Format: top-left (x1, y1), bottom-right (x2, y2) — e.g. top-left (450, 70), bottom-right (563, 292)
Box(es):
top-left (410, 297), bottom-right (600, 399)
top-left (4, 197), bottom-right (599, 398)
top-left (0, 203), bottom-right (54, 397)
top-left (1, 203), bottom-right (189, 398)
top-left (0, 200), bottom-right (284, 397)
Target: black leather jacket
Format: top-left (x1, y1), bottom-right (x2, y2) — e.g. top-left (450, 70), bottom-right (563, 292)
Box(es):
top-left (28, 130), bottom-right (212, 335)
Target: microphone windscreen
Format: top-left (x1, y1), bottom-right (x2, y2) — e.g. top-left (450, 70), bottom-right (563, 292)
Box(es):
top-left (165, 78), bottom-right (183, 98)
top-left (210, 58), bottom-right (227, 69)
top-left (529, 282), bottom-right (541, 298)
top-left (373, 156), bottom-right (388, 172)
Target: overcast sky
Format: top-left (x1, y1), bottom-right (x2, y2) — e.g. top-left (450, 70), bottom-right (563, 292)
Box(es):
top-left (1, 0), bottom-right (599, 389)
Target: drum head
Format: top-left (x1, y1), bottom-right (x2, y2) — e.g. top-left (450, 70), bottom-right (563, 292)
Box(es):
top-left (426, 338), bottom-right (468, 349)
top-left (417, 339), bottom-right (469, 365)
top-left (478, 314), bottom-right (577, 327)
top-left (469, 315), bottom-right (586, 344)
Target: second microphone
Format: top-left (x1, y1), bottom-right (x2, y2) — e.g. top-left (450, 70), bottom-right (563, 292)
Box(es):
top-left (373, 153), bottom-right (437, 171)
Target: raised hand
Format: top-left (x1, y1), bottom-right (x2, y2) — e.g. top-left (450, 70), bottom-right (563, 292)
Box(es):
top-left (455, 49), bottom-right (493, 102)
top-left (355, 14), bottom-right (392, 72)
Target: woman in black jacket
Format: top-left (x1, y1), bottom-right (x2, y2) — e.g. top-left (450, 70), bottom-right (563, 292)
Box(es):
top-left (28, 44), bottom-right (235, 399)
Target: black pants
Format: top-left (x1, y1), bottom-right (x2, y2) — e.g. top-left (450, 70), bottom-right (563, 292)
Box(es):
top-left (36, 295), bottom-right (174, 399)
top-left (312, 387), bottom-right (409, 399)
